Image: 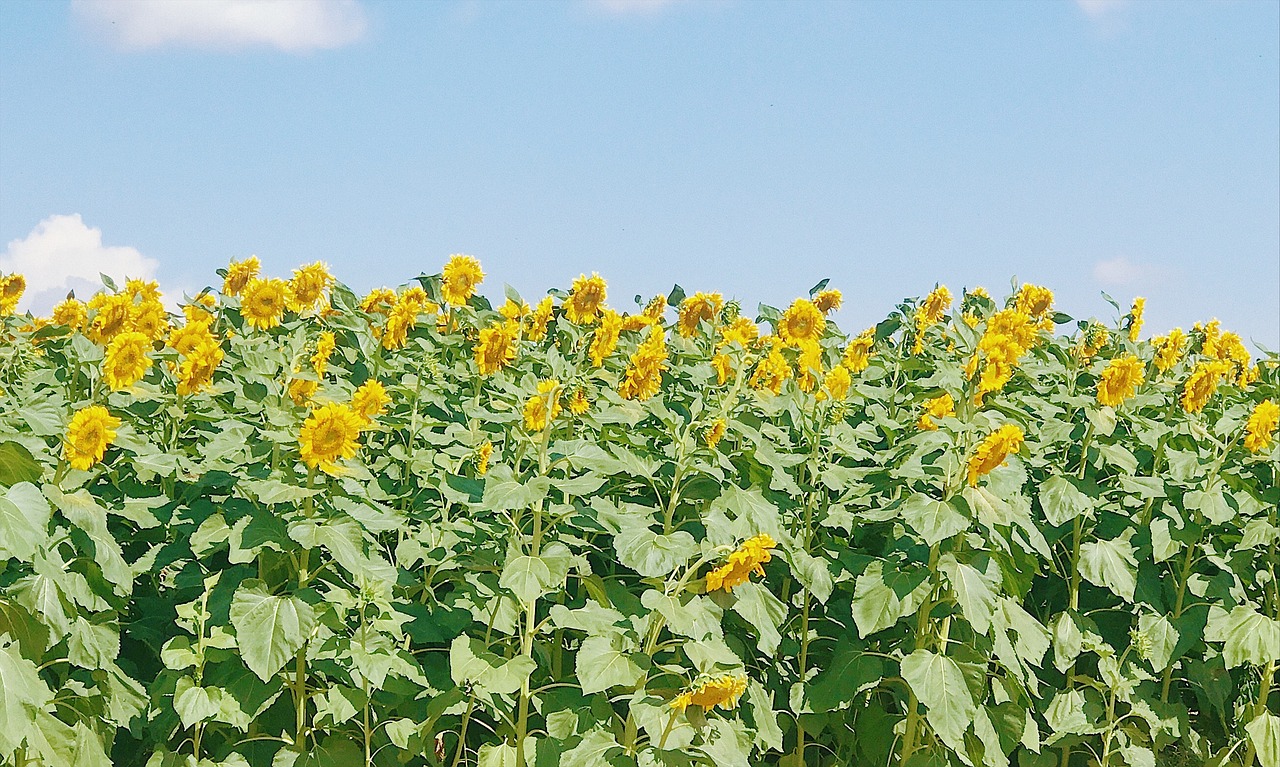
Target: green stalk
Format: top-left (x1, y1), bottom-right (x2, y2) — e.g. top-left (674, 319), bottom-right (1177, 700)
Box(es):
top-left (901, 545), bottom-right (940, 763)
top-left (1060, 422), bottom-right (1095, 767)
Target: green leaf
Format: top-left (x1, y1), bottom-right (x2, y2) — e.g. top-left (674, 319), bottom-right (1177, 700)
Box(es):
top-left (1044, 689), bottom-right (1094, 737)
top-left (561, 727), bottom-right (622, 767)
top-left (0, 482), bottom-right (50, 561)
top-left (1246, 711), bottom-right (1280, 767)
top-left (1205, 606), bottom-right (1280, 668)
top-left (1038, 475), bottom-right (1091, 527)
top-left (0, 635), bottom-right (53, 758)
top-left (450, 636), bottom-right (536, 697)
top-left (939, 555), bottom-right (999, 636)
top-left (173, 676), bottom-right (222, 728)
top-left (900, 650), bottom-right (977, 754)
top-left (481, 465), bottom-right (550, 512)
top-left (500, 555), bottom-right (554, 605)
top-left (228, 581), bottom-right (316, 682)
top-left (613, 526), bottom-right (697, 578)
top-left (901, 493), bottom-right (967, 546)
top-left (575, 633), bottom-right (644, 695)
top-left (0, 442), bottom-right (41, 486)
top-left (1078, 534), bottom-right (1138, 602)
top-left (852, 562), bottom-right (903, 638)
top-left (730, 581), bottom-right (787, 655)
top-left (1135, 613), bottom-right (1179, 672)
top-left (1185, 487), bottom-right (1234, 525)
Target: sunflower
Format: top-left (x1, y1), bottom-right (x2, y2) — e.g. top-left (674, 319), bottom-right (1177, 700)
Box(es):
top-left (777, 299), bottom-right (824, 347)
top-left (64, 405), bottom-right (121, 471)
top-left (352, 379), bottom-right (390, 424)
top-left (917, 392), bottom-right (955, 430)
top-left (719, 316), bottom-right (759, 348)
top-left (441, 254), bottom-right (484, 307)
top-left (589, 309), bottom-right (623, 366)
top-left (0, 273), bottom-right (26, 316)
top-left (677, 292), bottom-right (723, 337)
top-left (85, 292), bottom-right (133, 344)
top-left (52, 298), bottom-right (87, 329)
top-left (670, 674), bottom-right (748, 713)
top-left (706, 534), bottom-right (777, 592)
top-left (288, 378), bottom-right (319, 406)
top-left (618, 327), bottom-right (667, 400)
top-left (712, 352), bottom-right (733, 385)
top-left (1243, 400), bottom-right (1279, 453)
top-left (176, 339), bottom-right (223, 396)
top-left (705, 418), bottom-right (727, 448)
top-left (1181, 360), bottom-right (1231, 414)
top-left (475, 321), bottom-right (519, 375)
top-left (289, 262), bottom-right (333, 312)
top-left (223, 256), bottom-right (260, 297)
top-left (1126, 297), bottom-right (1145, 342)
top-left (1014, 283), bottom-right (1054, 320)
top-left (525, 297), bottom-right (555, 341)
top-left (967, 424), bottom-right (1024, 486)
top-left (240, 278), bottom-right (292, 330)
top-left (298, 403), bottom-right (364, 473)
top-left (563, 273), bottom-right (608, 325)
top-left (1097, 355), bottom-right (1144, 408)
top-left (823, 364), bottom-right (852, 401)
top-left (813, 288), bottom-right (843, 314)
top-left (523, 379), bottom-right (562, 431)
top-left (103, 331), bottom-right (153, 390)
top-left (475, 441), bottom-right (494, 475)
top-left (312, 331), bottom-right (336, 376)
top-left (1152, 328), bottom-right (1185, 373)
top-left (842, 330), bottom-right (875, 373)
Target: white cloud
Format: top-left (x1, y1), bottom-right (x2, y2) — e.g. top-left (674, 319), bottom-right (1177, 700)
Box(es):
top-left (1074, 0), bottom-right (1128, 18)
top-left (0, 214), bottom-right (159, 313)
top-left (1092, 256), bottom-right (1161, 287)
top-left (72, 0), bottom-right (368, 53)
top-left (588, 0), bottom-right (679, 16)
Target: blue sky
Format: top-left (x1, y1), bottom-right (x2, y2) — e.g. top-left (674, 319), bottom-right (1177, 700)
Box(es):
top-left (1, 0), bottom-right (1277, 348)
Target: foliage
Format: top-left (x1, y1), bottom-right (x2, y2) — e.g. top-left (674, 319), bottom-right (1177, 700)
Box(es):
top-left (0, 263), bottom-right (1276, 767)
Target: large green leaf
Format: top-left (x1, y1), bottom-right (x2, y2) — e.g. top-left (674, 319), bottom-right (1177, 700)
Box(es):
top-left (852, 562), bottom-right (903, 638)
top-left (0, 482), bottom-right (50, 561)
top-left (1205, 606), bottom-right (1280, 668)
top-left (901, 493), bottom-right (967, 546)
top-left (1246, 711), bottom-right (1280, 767)
top-left (575, 633), bottom-right (644, 695)
top-left (939, 554), bottom-right (999, 636)
top-left (613, 526), bottom-right (697, 578)
top-left (1078, 534), bottom-right (1138, 602)
top-left (900, 650), bottom-right (977, 754)
top-left (1038, 475), bottom-right (1090, 527)
top-left (229, 581), bottom-right (316, 682)
top-left (0, 635), bottom-right (53, 758)
top-left (0, 442), bottom-right (41, 486)
top-left (500, 554), bottom-right (555, 605)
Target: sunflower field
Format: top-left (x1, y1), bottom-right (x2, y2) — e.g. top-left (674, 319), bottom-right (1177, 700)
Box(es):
top-left (0, 258), bottom-right (1276, 767)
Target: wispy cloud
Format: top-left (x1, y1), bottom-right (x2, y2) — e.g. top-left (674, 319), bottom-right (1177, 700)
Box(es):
top-left (1092, 256), bottom-right (1163, 287)
top-left (1074, 0), bottom-right (1128, 19)
top-left (587, 0), bottom-right (680, 17)
top-left (0, 214), bottom-right (159, 313)
top-left (72, 0), bottom-right (368, 53)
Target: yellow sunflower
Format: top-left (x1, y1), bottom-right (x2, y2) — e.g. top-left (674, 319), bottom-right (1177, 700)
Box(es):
top-left (442, 254), bottom-right (484, 307)
top-left (64, 405), bottom-right (121, 471)
top-left (777, 298), bottom-right (825, 347)
top-left (563, 273), bottom-right (608, 325)
top-left (103, 331), bottom-right (153, 390)
top-left (240, 278), bottom-right (292, 330)
top-left (298, 403), bottom-right (364, 473)
top-left (223, 256), bottom-right (260, 297)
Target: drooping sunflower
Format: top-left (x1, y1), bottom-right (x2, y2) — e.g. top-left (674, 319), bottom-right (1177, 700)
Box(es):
top-left (525, 296), bottom-right (555, 341)
top-left (52, 298), bottom-right (88, 329)
top-left (822, 364), bottom-right (852, 401)
top-left (917, 392), bottom-right (955, 431)
top-left (240, 278), bottom-right (292, 330)
top-left (618, 327), bottom-right (667, 400)
top-left (1014, 283), bottom-right (1054, 320)
top-left (1097, 355), bottom-right (1145, 408)
top-left (719, 316), bottom-right (759, 348)
top-left (670, 674), bottom-right (748, 713)
top-left (474, 441), bottom-right (494, 475)
top-left (289, 262), bottom-right (333, 312)
top-left (288, 378), bottom-right (319, 406)
top-left (749, 342), bottom-right (790, 394)
top-left (677, 292), bottom-right (723, 337)
top-left (85, 292), bottom-right (133, 344)
top-left (777, 298), bottom-right (825, 347)
top-left (1152, 328), bottom-right (1186, 373)
top-left (967, 424), bottom-right (1025, 486)
top-left (176, 339), bottom-right (223, 396)
top-left (842, 330), bottom-right (875, 373)
top-left (563, 273), bottom-right (608, 325)
top-left (103, 331), bottom-right (153, 390)
top-left (441, 254), bottom-right (484, 307)
top-left (813, 288), bottom-right (843, 314)
top-left (523, 379), bottom-right (563, 431)
top-left (312, 331), bottom-right (336, 376)
top-left (0, 273), bottom-right (26, 316)
top-left (475, 321), bottom-right (519, 375)
top-left (1126, 297), bottom-right (1146, 342)
top-left (706, 534), bottom-right (777, 592)
top-left (705, 418), bottom-right (727, 448)
top-left (352, 379), bottom-right (390, 424)
top-left (1181, 360), bottom-right (1231, 414)
top-left (223, 256), bottom-right (260, 297)
top-left (63, 405), bottom-right (121, 471)
top-left (589, 309), bottom-right (623, 366)
top-left (298, 403), bottom-right (364, 473)
top-left (1243, 400), bottom-right (1279, 453)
